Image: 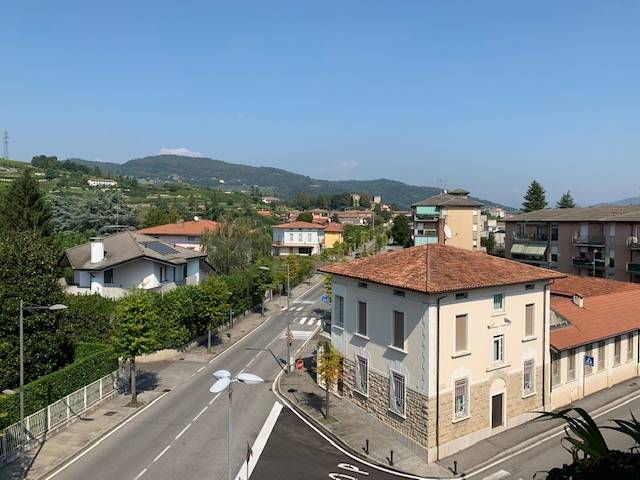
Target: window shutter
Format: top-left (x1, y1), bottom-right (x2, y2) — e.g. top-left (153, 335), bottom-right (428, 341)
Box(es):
top-left (455, 315), bottom-right (467, 351)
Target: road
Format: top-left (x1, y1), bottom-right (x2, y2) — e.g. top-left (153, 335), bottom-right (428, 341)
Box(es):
top-left (47, 281), bottom-right (327, 480)
top-left (463, 393), bottom-right (640, 480)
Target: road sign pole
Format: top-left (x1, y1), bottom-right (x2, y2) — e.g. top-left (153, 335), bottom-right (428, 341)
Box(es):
top-left (285, 323), bottom-right (293, 374)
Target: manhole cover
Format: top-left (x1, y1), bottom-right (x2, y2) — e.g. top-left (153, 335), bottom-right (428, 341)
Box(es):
top-left (104, 411), bottom-right (118, 416)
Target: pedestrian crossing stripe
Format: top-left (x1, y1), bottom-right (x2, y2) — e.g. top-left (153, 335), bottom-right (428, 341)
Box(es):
top-left (296, 306), bottom-right (303, 311)
top-left (299, 317), bottom-right (307, 324)
top-left (280, 330), bottom-right (314, 340)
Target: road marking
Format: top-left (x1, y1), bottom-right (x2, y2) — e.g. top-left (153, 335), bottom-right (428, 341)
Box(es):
top-left (133, 468), bottom-right (148, 480)
top-left (197, 366), bottom-right (205, 372)
top-left (246, 357), bottom-right (256, 368)
top-left (153, 445), bottom-right (171, 463)
top-left (281, 306), bottom-right (288, 311)
top-left (299, 317), bottom-right (307, 324)
top-left (193, 406), bottom-right (207, 422)
top-left (209, 392), bottom-right (221, 405)
top-left (233, 401), bottom-right (283, 480)
top-left (175, 423), bottom-right (192, 440)
top-left (316, 319), bottom-right (321, 326)
top-left (296, 306), bottom-right (303, 311)
top-left (481, 471), bottom-right (510, 480)
top-left (187, 373), bottom-right (195, 380)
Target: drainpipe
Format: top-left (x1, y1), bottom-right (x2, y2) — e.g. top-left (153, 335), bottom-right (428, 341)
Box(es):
top-left (435, 294), bottom-right (447, 461)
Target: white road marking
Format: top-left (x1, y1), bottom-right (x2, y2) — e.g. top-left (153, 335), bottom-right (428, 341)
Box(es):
top-left (246, 357), bottom-right (256, 368)
top-left (481, 471), bottom-right (510, 480)
top-left (175, 423), bottom-right (192, 440)
top-left (193, 406), bottom-right (207, 422)
top-left (153, 445), bottom-right (171, 463)
top-left (281, 306), bottom-right (288, 311)
top-left (299, 317), bottom-right (307, 324)
top-left (133, 468), bottom-right (147, 480)
top-left (316, 319), bottom-right (321, 326)
top-left (209, 392), bottom-right (221, 405)
top-left (296, 306), bottom-right (303, 311)
top-left (280, 330), bottom-right (314, 340)
top-left (233, 402), bottom-right (283, 480)
top-left (197, 366), bottom-right (205, 372)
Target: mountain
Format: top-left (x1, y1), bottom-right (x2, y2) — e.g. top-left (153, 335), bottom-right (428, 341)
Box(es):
top-left (609, 196), bottom-right (640, 206)
top-left (69, 155), bottom-right (510, 210)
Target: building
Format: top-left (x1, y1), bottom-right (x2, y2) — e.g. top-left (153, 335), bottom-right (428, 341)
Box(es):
top-left (483, 206), bottom-right (507, 219)
top-left (323, 223), bottom-right (344, 249)
top-left (505, 206), bottom-right (640, 282)
top-left (549, 276), bottom-right (640, 409)
top-left (321, 244), bottom-right (563, 461)
top-left (87, 178), bottom-right (118, 188)
top-left (59, 231), bottom-right (212, 299)
top-left (261, 196), bottom-right (281, 204)
top-left (412, 188), bottom-right (482, 251)
top-left (372, 195), bottom-right (382, 205)
top-left (137, 218), bottom-right (220, 252)
top-left (272, 221), bottom-right (325, 256)
top-left (334, 210), bottom-right (372, 226)
top-left (256, 209), bottom-right (274, 218)
top-left (351, 194), bottom-right (361, 208)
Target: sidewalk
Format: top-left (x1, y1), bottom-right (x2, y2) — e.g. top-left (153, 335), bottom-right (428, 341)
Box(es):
top-left (278, 335), bottom-right (450, 478)
top-left (0, 275), bottom-right (323, 480)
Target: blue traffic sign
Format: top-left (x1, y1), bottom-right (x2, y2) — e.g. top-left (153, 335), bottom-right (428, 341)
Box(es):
top-left (584, 355), bottom-right (594, 367)
top-left (321, 295), bottom-right (330, 304)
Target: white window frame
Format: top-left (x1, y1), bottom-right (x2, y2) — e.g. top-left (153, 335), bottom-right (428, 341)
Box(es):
top-left (159, 265), bottom-right (168, 283)
top-left (391, 310), bottom-right (406, 351)
top-left (567, 349), bottom-right (576, 381)
top-left (492, 293), bottom-right (505, 314)
top-left (334, 294), bottom-right (344, 328)
top-left (551, 352), bottom-right (561, 386)
top-left (524, 303), bottom-right (535, 338)
top-left (389, 370), bottom-right (406, 417)
top-left (492, 334), bottom-right (504, 364)
top-left (614, 336), bottom-right (621, 365)
top-left (288, 232), bottom-right (294, 242)
top-left (453, 378), bottom-right (469, 420)
top-left (522, 359), bottom-right (535, 396)
top-left (627, 332), bottom-right (634, 362)
top-left (454, 314), bottom-right (469, 354)
top-left (598, 340), bottom-right (606, 371)
top-left (354, 355), bottom-right (368, 396)
top-left (357, 301), bottom-right (368, 337)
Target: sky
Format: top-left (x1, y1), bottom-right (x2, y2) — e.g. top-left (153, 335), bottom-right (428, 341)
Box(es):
top-left (3, 1), bottom-right (640, 207)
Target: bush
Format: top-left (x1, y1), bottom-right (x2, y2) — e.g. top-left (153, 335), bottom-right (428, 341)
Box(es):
top-left (73, 342), bottom-right (110, 362)
top-left (60, 294), bottom-right (116, 343)
top-left (0, 348), bottom-right (118, 429)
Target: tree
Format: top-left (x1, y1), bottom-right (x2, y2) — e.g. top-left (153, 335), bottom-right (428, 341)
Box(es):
top-left (286, 255), bottom-right (299, 289)
top-left (391, 215), bottom-right (412, 247)
top-left (295, 192), bottom-right (310, 210)
top-left (297, 212), bottom-right (313, 223)
top-left (485, 232), bottom-right (497, 255)
top-left (197, 277), bottom-right (231, 353)
top-left (111, 292), bottom-right (158, 405)
top-left (522, 180), bottom-right (548, 212)
top-left (556, 191), bottom-right (576, 209)
top-left (0, 169), bottom-right (52, 236)
top-left (323, 274), bottom-right (333, 300)
top-left (316, 341), bottom-right (343, 419)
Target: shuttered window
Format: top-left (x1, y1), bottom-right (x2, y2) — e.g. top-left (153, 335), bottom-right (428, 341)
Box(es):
top-left (551, 352), bottom-right (561, 386)
top-left (614, 336), bottom-right (621, 365)
top-left (357, 302), bottom-right (367, 336)
top-left (525, 304), bottom-right (535, 337)
top-left (393, 311), bottom-right (405, 349)
top-left (335, 295), bottom-right (344, 327)
top-left (354, 356), bottom-right (368, 395)
top-left (567, 349), bottom-right (576, 381)
top-left (389, 372), bottom-right (406, 416)
top-left (454, 379), bottom-right (468, 419)
top-left (523, 359), bottom-right (535, 395)
top-left (628, 333), bottom-right (634, 361)
top-left (598, 341), bottom-right (606, 370)
top-left (455, 315), bottom-right (468, 352)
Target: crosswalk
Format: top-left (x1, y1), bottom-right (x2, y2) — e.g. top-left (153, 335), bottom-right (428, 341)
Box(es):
top-left (281, 305), bottom-right (305, 312)
top-left (297, 317), bottom-right (321, 326)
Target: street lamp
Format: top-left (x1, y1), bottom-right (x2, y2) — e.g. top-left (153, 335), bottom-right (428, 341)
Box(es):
top-left (19, 301), bottom-right (68, 479)
top-left (210, 369), bottom-right (264, 480)
top-left (257, 266), bottom-right (271, 317)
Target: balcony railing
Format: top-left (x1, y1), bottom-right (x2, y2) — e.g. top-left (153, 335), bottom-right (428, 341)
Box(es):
top-left (572, 234), bottom-right (605, 246)
top-left (572, 257), bottom-right (605, 270)
top-left (414, 214), bottom-right (439, 221)
top-left (627, 262), bottom-right (640, 275)
top-left (513, 232), bottom-right (548, 242)
top-left (626, 237), bottom-right (640, 249)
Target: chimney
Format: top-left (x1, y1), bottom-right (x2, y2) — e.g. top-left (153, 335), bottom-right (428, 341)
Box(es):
top-left (572, 294), bottom-right (584, 308)
top-left (90, 237), bottom-right (105, 263)
top-left (437, 218), bottom-right (445, 244)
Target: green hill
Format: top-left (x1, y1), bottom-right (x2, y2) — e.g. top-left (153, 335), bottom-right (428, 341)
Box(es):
top-left (68, 154), bottom-right (509, 209)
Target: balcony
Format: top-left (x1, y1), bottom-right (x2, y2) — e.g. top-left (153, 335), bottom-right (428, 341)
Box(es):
top-left (627, 262), bottom-right (640, 275)
top-left (572, 235), bottom-right (605, 247)
top-left (414, 214), bottom-right (439, 222)
top-left (512, 232), bottom-right (548, 243)
top-left (626, 237), bottom-right (640, 250)
top-left (572, 257), bottom-right (605, 270)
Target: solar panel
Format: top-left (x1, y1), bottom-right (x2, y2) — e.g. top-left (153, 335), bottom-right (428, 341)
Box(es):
top-left (144, 241), bottom-right (178, 256)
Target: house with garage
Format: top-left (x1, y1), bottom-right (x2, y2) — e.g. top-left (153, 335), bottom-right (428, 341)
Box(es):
top-left (60, 231), bottom-right (212, 299)
top-left (321, 244), bottom-right (564, 462)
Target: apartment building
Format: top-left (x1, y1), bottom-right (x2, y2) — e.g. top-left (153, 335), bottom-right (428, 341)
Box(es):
top-left (411, 188), bottom-right (482, 251)
top-left (505, 206), bottom-right (640, 282)
top-left (321, 244), bottom-right (563, 461)
top-left (272, 221), bottom-right (325, 256)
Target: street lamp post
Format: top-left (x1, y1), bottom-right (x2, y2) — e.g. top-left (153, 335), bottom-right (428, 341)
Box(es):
top-left (210, 370), bottom-right (264, 480)
top-left (19, 301), bottom-right (67, 480)
top-left (286, 262), bottom-right (290, 310)
top-left (257, 266), bottom-right (271, 317)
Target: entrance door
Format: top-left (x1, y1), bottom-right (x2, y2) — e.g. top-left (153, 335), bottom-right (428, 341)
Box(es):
top-left (491, 393), bottom-right (504, 428)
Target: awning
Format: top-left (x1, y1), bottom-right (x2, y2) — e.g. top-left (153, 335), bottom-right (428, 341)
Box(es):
top-left (510, 243), bottom-right (547, 256)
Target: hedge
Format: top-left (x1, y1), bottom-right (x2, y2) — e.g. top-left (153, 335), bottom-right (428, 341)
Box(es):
top-left (0, 348), bottom-right (118, 429)
top-left (73, 342), bottom-right (111, 362)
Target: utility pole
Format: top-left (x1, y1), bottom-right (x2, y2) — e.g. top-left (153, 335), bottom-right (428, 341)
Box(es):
top-left (2, 130), bottom-right (8, 160)
top-left (287, 262), bottom-right (290, 309)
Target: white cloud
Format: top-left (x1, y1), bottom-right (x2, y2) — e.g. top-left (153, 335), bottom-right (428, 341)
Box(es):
top-left (159, 147), bottom-right (203, 157)
top-left (338, 160), bottom-right (358, 168)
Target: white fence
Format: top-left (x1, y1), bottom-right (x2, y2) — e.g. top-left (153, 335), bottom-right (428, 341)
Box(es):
top-left (0, 371), bottom-right (118, 465)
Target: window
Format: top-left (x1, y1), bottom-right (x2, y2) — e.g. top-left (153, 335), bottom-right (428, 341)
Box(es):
top-left (354, 356), bottom-right (368, 395)
top-left (627, 333), bottom-right (634, 361)
top-left (389, 372), bottom-right (406, 416)
top-left (525, 284), bottom-right (535, 290)
top-left (454, 379), bottom-right (469, 419)
top-left (392, 311), bottom-right (405, 350)
top-left (525, 304), bottom-right (535, 337)
top-left (455, 292), bottom-right (468, 299)
top-left (455, 315), bottom-right (468, 352)
top-left (551, 352), bottom-right (561, 386)
top-left (567, 349), bottom-right (576, 381)
top-left (160, 266), bottom-right (168, 282)
top-left (492, 335), bottom-right (504, 363)
top-left (187, 236), bottom-right (196, 241)
top-left (358, 282), bottom-right (368, 289)
top-left (288, 233), bottom-right (294, 242)
top-left (103, 269), bottom-right (114, 284)
top-left (393, 289), bottom-right (405, 297)
top-left (298, 232), bottom-right (302, 242)
top-left (598, 341), bottom-right (606, 370)
top-left (307, 233), bottom-right (312, 242)
top-left (493, 293), bottom-right (505, 313)
top-left (551, 225), bottom-right (558, 241)
top-left (551, 253), bottom-right (558, 262)
top-left (334, 295), bottom-right (344, 327)
top-left (523, 359), bottom-right (535, 395)
top-left (183, 264), bottom-right (188, 279)
top-left (614, 336), bottom-right (621, 365)
top-left (357, 301), bottom-right (367, 336)
top-left (585, 345), bottom-right (594, 375)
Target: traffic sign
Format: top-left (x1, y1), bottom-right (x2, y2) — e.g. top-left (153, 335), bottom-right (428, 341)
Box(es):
top-left (584, 355), bottom-right (594, 367)
top-left (285, 326), bottom-right (294, 346)
top-left (321, 295), bottom-right (330, 303)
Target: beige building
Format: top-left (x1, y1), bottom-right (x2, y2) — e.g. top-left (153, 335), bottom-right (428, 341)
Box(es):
top-left (412, 188), bottom-right (482, 251)
top-left (505, 206), bottom-right (640, 282)
top-left (321, 244), bottom-right (563, 462)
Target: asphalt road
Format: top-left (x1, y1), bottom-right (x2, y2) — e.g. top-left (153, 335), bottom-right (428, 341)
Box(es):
top-left (463, 393), bottom-right (640, 480)
top-left (251, 408), bottom-right (402, 480)
top-left (47, 282), bottom-right (327, 480)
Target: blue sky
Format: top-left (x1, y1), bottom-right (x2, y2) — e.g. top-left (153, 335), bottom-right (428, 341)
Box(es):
top-left (3, 1), bottom-right (640, 207)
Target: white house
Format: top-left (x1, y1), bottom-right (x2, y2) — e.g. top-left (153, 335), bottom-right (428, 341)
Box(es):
top-left (272, 221), bottom-right (325, 256)
top-left (137, 218), bottom-right (219, 252)
top-left (87, 178), bottom-right (118, 188)
top-left (59, 231), bottom-right (212, 299)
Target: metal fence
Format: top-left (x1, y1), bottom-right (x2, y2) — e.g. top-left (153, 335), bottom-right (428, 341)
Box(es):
top-left (0, 371), bottom-right (118, 465)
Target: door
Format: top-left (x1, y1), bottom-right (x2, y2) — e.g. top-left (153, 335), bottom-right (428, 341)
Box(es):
top-left (491, 393), bottom-right (504, 428)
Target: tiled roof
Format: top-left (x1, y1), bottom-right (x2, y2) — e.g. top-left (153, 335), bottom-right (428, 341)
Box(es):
top-left (324, 223), bottom-right (344, 233)
top-left (507, 205), bottom-right (640, 223)
top-left (412, 193), bottom-right (482, 208)
top-left (272, 221), bottom-right (326, 229)
top-left (138, 219), bottom-right (219, 236)
top-left (550, 275), bottom-right (640, 350)
top-left (321, 244), bottom-right (564, 294)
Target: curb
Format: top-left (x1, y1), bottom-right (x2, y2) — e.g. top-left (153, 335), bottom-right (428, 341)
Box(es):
top-left (461, 385), bottom-right (640, 477)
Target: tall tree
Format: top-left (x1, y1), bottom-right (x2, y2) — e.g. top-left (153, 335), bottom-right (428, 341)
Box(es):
top-left (556, 191), bottom-right (577, 209)
top-left (0, 169), bottom-right (52, 236)
top-left (295, 192), bottom-right (310, 210)
top-left (296, 212), bottom-right (313, 223)
top-left (111, 292), bottom-right (158, 405)
top-left (485, 232), bottom-right (497, 255)
top-left (391, 214), bottom-right (412, 247)
top-left (522, 180), bottom-right (548, 212)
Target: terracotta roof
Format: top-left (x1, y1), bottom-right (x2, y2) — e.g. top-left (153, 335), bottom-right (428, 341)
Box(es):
top-left (324, 223), bottom-right (344, 233)
top-left (138, 219), bottom-right (219, 236)
top-left (256, 210), bottom-right (273, 217)
top-left (412, 192), bottom-right (482, 208)
top-left (272, 221), bottom-right (326, 229)
top-left (507, 205), bottom-right (640, 223)
top-left (551, 275), bottom-right (639, 298)
top-left (321, 244), bottom-right (564, 294)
